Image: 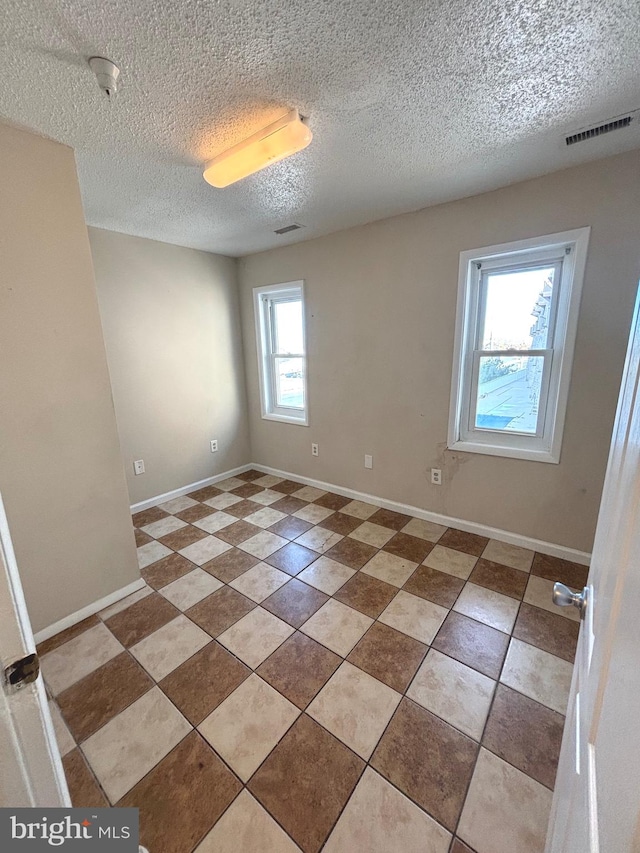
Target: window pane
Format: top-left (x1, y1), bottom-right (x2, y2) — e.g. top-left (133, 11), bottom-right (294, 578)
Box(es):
top-left (275, 357), bottom-right (304, 408)
top-left (475, 355), bottom-right (545, 434)
top-left (481, 267), bottom-right (556, 350)
top-left (273, 299), bottom-right (303, 354)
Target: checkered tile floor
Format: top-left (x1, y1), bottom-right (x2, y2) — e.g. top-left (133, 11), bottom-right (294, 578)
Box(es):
top-left (40, 470), bottom-right (586, 853)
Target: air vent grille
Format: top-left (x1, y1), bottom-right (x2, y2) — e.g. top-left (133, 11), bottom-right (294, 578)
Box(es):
top-left (565, 114), bottom-right (635, 146)
top-left (274, 224), bottom-right (304, 235)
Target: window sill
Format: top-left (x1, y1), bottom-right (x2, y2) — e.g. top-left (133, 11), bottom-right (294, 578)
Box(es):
top-left (447, 438), bottom-right (559, 464)
top-left (261, 412), bottom-right (309, 426)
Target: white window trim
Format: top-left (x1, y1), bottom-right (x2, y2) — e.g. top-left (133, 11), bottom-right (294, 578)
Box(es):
top-left (448, 227), bottom-right (590, 464)
top-left (253, 280), bottom-right (309, 426)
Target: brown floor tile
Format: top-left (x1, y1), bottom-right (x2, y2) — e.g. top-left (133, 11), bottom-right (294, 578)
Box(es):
top-left (235, 468), bottom-right (264, 481)
top-left (334, 572), bottom-right (397, 618)
top-left (325, 537), bottom-right (378, 569)
top-left (347, 623), bottom-right (427, 692)
top-left (63, 748), bottom-right (108, 807)
top-left (105, 593), bottom-right (180, 647)
top-left (57, 652), bottom-right (153, 742)
top-left (271, 495), bottom-right (309, 514)
top-left (37, 615), bottom-right (100, 656)
top-left (368, 507), bottom-right (412, 531)
top-left (215, 520), bottom-right (262, 546)
top-left (231, 482), bottom-right (265, 498)
top-left (262, 579), bottom-right (329, 627)
top-left (513, 602), bottom-right (579, 663)
top-left (439, 528), bottom-right (489, 557)
top-left (266, 542), bottom-right (320, 576)
top-left (159, 641), bottom-right (250, 725)
top-left (257, 632), bottom-right (341, 709)
top-left (271, 479), bottom-right (305, 494)
top-left (159, 524), bottom-right (209, 550)
top-left (403, 565), bottom-right (465, 608)
top-left (269, 516), bottom-right (314, 540)
top-left (483, 684), bottom-right (564, 789)
top-left (226, 498), bottom-right (262, 518)
top-left (186, 586), bottom-right (256, 637)
top-left (135, 528), bottom-right (153, 547)
top-left (188, 485), bottom-right (223, 502)
top-left (141, 552), bottom-right (197, 590)
top-left (132, 506), bottom-right (170, 527)
top-left (432, 611), bottom-right (509, 679)
top-left (314, 492), bottom-right (351, 511)
top-left (248, 714), bottom-right (364, 853)
top-left (202, 547), bottom-right (261, 582)
top-left (531, 552), bottom-right (589, 588)
top-left (319, 512), bottom-right (361, 535)
top-left (382, 532), bottom-right (433, 563)
top-left (371, 698), bottom-right (478, 831)
top-left (118, 731), bottom-right (242, 853)
top-left (174, 503), bottom-right (217, 523)
top-left (469, 558), bottom-right (528, 600)
top-left (451, 840), bottom-right (476, 853)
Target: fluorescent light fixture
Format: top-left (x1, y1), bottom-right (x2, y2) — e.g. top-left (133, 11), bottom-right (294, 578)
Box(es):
top-left (203, 109), bottom-right (312, 188)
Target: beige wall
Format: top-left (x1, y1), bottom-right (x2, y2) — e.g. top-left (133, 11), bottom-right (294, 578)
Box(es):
top-left (239, 150), bottom-right (640, 553)
top-left (0, 123), bottom-right (139, 633)
top-left (89, 228), bottom-right (250, 504)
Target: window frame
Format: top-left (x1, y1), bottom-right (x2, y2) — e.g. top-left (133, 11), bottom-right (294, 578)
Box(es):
top-left (448, 228), bottom-right (590, 463)
top-left (253, 280), bottom-right (308, 425)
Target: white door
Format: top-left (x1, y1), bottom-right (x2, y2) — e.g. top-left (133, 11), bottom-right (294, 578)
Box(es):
top-left (0, 491), bottom-right (70, 807)
top-left (546, 285), bottom-right (640, 853)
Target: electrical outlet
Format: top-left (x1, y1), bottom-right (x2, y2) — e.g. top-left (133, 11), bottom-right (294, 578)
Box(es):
top-left (311, 443), bottom-right (319, 457)
top-left (431, 468), bottom-right (442, 485)
top-left (364, 454), bottom-right (373, 469)
top-left (210, 440), bottom-right (218, 453)
top-left (133, 459), bottom-right (145, 476)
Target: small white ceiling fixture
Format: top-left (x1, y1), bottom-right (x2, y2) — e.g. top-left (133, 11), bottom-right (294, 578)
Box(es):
top-left (88, 57), bottom-right (120, 98)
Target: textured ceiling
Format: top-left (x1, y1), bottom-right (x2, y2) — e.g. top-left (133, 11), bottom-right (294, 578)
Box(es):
top-left (1, 0), bottom-right (639, 256)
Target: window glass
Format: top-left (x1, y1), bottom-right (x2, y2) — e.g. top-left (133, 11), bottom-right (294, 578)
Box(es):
top-left (481, 267), bottom-right (555, 350)
top-left (273, 300), bottom-right (303, 354)
top-left (275, 357), bottom-right (304, 408)
top-left (475, 354), bottom-right (545, 434)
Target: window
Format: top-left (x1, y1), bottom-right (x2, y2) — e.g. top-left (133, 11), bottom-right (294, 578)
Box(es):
top-left (254, 281), bottom-right (308, 424)
top-left (448, 228), bottom-right (590, 463)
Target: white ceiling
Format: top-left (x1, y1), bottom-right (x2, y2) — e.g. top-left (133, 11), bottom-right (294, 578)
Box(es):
top-left (1, 0), bottom-right (639, 257)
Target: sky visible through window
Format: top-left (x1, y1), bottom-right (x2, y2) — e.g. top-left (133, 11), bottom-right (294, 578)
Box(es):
top-left (274, 299), bottom-right (304, 408)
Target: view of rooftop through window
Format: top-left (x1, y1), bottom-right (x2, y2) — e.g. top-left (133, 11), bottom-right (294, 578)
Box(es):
top-left (273, 298), bottom-right (305, 408)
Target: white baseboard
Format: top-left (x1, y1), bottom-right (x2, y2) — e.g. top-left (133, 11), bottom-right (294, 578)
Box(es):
top-left (252, 463), bottom-right (592, 566)
top-left (34, 578), bottom-right (147, 645)
top-left (130, 464), bottom-right (253, 513)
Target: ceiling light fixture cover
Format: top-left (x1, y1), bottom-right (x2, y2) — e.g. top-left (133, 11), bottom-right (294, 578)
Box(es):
top-left (203, 109), bottom-right (312, 188)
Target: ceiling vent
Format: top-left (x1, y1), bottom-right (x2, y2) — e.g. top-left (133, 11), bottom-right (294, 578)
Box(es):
top-left (274, 223), bottom-right (304, 235)
top-left (564, 112), bottom-right (637, 146)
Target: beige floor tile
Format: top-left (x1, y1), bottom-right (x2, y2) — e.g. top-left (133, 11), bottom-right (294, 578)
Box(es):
top-left (349, 522), bottom-right (395, 548)
top-left (229, 563), bottom-right (291, 602)
top-left (361, 550), bottom-right (417, 587)
top-left (293, 504), bottom-right (334, 523)
top-left (199, 674), bottom-right (300, 781)
top-left (179, 535), bottom-right (232, 565)
top-left (217, 607), bottom-right (294, 668)
top-left (48, 700), bottom-right (75, 756)
top-left (293, 486), bottom-right (327, 502)
top-left (99, 586), bottom-right (152, 619)
top-left (158, 495), bottom-right (199, 513)
top-left (137, 541), bottom-right (173, 569)
top-left (195, 790), bottom-right (302, 852)
top-left (140, 515), bottom-right (188, 538)
top-left (407, 650), bottom-right (495, 740)
top-left (458, 748), bottom-right (552, 853)
top-left (204, 493), bottom-right (242, 510)
top-left (307, 662), bottom-right (401, 759)
top-left (41, 623), bottom-right (124, 695)
top-left (239, 530), bottom-right (289, 559)
top-left (524, 575), bottom-right (580, 622)
top-left (481, 540), bottom-right (534, 572)
top-left (253, 474), bottom-right (284, 488)
top-left (296, 556), bottom-right (355, 594)
top-left (249, 488), bottom-right (283, 506)
top-left (243, 507), bottom-right (287, 528)
top-left (500, 638), bottom-right (572, 714)
top-left (379, 591), bottom-right (448, 644)
top-left (294, 527), bottom-right (343, 554)
top-left (130, 615), bottom-right (211, 680)
top-left (81, 686), bottom-right (190, 803)
top-left (160, 569), bottom-right (223, 610)
top-left (341, 500), bottom-right (379, 519)
top-left (216, 476), bottom-right (247, 491)
top-left (300, 599), bottom-right (373, 656)
top-left (401, 517), bottom-right (447, 543)
top-left (453, 583), bottom-right (519, 633)
top-left (424, 546), bottom-right (477, 579)
top-left (193, 511), bottom-right (237, 533)
top-left (324, 768), bottom-right (451, 853)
